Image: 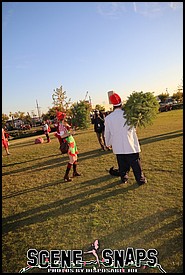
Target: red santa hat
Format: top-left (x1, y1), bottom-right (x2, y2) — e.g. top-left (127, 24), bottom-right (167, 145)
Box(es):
top-left (109, 93), bottom-right (122, 106)
top-left (56, 111), bottom-right (66, 121)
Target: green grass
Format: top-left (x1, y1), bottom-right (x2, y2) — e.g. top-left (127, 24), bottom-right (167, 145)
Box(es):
top-left (2, 109), bottom-right (183, 273)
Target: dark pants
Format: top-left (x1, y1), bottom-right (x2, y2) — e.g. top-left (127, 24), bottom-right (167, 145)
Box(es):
top-left (116, 153), bottom-right (146, 184)
top-left (45, 131), bottom-right (50, 142)
top-left (96, 131), bottom-right (106, 150)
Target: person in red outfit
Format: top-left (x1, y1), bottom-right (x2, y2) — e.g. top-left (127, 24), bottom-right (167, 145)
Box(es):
top-left (54, 111), bottom-right (81, 182)
top-left (2, 127), bottom-right (10, 155)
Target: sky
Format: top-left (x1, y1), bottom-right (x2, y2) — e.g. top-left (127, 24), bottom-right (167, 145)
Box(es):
top-left (2, 2), bottom-right (183, 116)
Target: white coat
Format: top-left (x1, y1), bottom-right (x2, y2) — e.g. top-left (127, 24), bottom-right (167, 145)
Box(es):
top-left (104, 108), bottom-right (141, 154)
top-left (43, 123), bottom-right (48, 132)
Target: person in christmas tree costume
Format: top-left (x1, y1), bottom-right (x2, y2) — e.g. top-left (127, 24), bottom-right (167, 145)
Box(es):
top-left (54, 111), bottom-right (81, 182)
top-left (104, 93), bottom-right (147, 185)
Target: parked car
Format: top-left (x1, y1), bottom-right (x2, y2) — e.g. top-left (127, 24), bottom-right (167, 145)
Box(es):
top-left (159, 98), bottom-right (177, 112)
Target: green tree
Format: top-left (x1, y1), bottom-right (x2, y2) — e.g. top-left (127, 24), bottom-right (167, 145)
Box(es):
top-left (17, 111), bottom-right (25, 120)
top-left (52, 85), bottom-right (71, 112)
top-left (94, 104), bottom-right (105, 112)
top-left (123, 91), bottom-right (159, 129)
top-left (172, 91), bottom-right (183, 102)
top-left (8, 112), bottom-right (14, 127)
top-left (70, 100), bottom-right (91, 129)
top-left (9, 112), bottom-right (13, 119)
top-left (24, 113), bottom-right (32, 125)
top-left (42, 106), bottom-right (58, 121)
top-left (157, 92), bottom-right (170, 102)
top-left (12, 112), bottom-right (20, 119)
top-left (2, 113), bottom-right (9, 127)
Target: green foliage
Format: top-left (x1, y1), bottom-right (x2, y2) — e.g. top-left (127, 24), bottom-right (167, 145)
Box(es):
top-left (94, 104), bottom-right (105, 112)
top-left (2, 113), bottom-right (9, 127)
top-left (123, 91), bottom-right (159, 128)
top-left (158, 92), bottom-right (169, 102)
top-left (52, 85), bottom-right (71, 111)
top-left (70, 100), bottom-right (91, 129)
top-left (43, 106), bottom-right (59, 120)
top-left (23, 114), bottom-right (32, 125)
top-left (7, 128), bottom-right (44, 139)
top-left (172, 91), bottom-right (183, 102)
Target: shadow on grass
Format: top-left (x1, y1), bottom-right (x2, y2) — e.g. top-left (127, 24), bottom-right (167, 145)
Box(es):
top-left (99, 206), bottom-right (182, 243)
top-left (3, 129), bottom-right (182, 172)
top-left (2, 153), bottom-right (61, 167)
top-left (2, 156), bottom-right (66, 175)
top-left (3, 206), bottom-right (181, 273)
top-left (98, 207), bottom-right (183, 273)
top-left (3, 129), bottom-right (183, 176)
top-left (2, 176), bottom-right (139, 234)
top-left (2, 149), bottom-right (112, 176)
top-left (2, 147), bottom-right (99, 168)
top-left (155, 232), bottom-right (183, 273)
top-left (139, 129), bottom-right (183, 145)
top-left (10, 140), bottom-right (42, 148)
top-left (2, 179), bottom-right (66, 199)
top-left (8, 128), bottom-right (93, 149)
top-left (2, 171), bottom-right (118, 200)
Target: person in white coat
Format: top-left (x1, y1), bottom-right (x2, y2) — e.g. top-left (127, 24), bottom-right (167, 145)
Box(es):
top-left (104, 93), bottom-right (147, 185)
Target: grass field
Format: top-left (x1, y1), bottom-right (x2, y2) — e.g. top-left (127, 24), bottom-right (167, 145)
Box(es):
top-left (2, 109), bottom-right (183, 273)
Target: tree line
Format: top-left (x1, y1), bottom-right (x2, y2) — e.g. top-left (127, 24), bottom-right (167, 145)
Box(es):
top-left (2, 85), bottom-right (183, 129)
top-left (2, 86), bottom-right (93, 130)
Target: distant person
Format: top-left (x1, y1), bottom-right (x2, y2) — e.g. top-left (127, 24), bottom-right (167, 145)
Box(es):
top-left (54, 111), bottom-right (81, 182)
top-left (42, 121), bottom-right (51, 143)
top-left (92, 110), bottom-right (110, 151)
top-left (2, 127), bottom-right (10, 156)
top-left (4, 126), bottom-right (10, 146)
top-left (104, 93), bottom-right (147, 185)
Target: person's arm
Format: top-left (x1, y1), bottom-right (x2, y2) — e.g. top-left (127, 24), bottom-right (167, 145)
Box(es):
top-left (99, 116), bottom-right (105, 123)
top-left (83, 250), bottom-right (93, 254)
top-left (104, 118), bottom-right (111, 147)
top-left (59, 130), bottom-right (71, 139)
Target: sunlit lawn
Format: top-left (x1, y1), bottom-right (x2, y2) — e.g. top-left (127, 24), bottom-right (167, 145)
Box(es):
top-left (2, 109), bottom-right (183, 273)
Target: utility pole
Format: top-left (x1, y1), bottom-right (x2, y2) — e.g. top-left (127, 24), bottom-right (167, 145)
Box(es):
top-left (36, 100), bottom-right (41, 121)
top-left (84, 91), bottom-right (88, 101)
